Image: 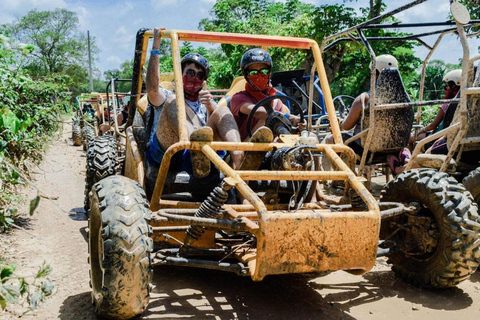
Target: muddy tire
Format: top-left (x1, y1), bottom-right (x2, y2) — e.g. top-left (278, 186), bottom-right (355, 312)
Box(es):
top-left (89, 175), bottom-right (152, 319)
top-left (462, 167), bottom-right (480, 205)
top-left (84, 135), bottom-right (117, 212)
top-left (72, 123), bottom-right (82, 146)
top-left (82, 125), bottom-right (95, 151)
top-left (381, 168), bottom-right (480, 288)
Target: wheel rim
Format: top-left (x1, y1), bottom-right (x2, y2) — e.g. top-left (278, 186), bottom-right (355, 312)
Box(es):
top-left (397, 206), bottom-right (439, 261)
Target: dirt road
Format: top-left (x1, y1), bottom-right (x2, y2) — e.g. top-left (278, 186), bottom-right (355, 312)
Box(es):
top-left (1, 124), bottom-right (480, 320)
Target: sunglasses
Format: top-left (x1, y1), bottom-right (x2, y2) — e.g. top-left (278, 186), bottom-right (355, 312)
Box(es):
top-left (247, 68), bottom-right (270, 77)
top-left (185, 68), bottom-right (206, 80)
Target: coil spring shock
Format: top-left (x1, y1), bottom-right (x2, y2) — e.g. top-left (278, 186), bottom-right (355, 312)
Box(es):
top-left (348, 188), bottom-right (368, 211)
top-left (183, 181), bottom-right (232, 247)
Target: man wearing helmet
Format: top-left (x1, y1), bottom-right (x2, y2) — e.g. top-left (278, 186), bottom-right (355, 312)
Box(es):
top-left (411, 69), bottom-right (462, 149)
top-left (146, 27), bottom-right (243, 178)
top-left (325, 55), bottom-right (402, 156)
top-left (230, 48), bottom-right (305, 141)
top-left (339, 54), bottom-right (399, 139)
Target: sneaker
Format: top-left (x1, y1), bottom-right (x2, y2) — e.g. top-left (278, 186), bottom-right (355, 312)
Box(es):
top-left (190, 127), bottom-right (213, 178)
top-left (400, 148), bottom-right (411, 164)
top-left (388, 155), bottom-right (400, 176)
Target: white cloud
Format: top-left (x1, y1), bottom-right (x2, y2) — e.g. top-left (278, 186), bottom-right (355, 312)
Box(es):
top-left (0, 0), bottom-right (66, 23)
top-left (106, 55), bottom-right (122, 64)
top-left (149, 0), bottom-right (178, 9)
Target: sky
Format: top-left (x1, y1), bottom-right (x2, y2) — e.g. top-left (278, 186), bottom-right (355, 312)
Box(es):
top-left (0, 0), bottom-right (479, 77)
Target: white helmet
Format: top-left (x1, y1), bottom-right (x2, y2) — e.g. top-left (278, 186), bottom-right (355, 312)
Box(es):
top-left (371, 54), bottom-right (398, 73)
top-left (443, 69), bottom-right (462, 86)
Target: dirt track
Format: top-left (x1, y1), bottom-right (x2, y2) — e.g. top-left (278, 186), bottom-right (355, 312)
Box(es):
top-left (1, 123), bottom-right (480, 320)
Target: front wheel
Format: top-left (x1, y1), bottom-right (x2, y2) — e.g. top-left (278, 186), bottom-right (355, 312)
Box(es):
top-left (89, 175), bottom-right (153, 319)
top-left (381, 168), bottom-right (480, 288)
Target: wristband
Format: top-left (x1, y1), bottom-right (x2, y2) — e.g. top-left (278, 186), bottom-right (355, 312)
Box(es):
top-left (150, 50), bottom-right (161, 55)
top-left (283, 113), bottom-right (290, 120)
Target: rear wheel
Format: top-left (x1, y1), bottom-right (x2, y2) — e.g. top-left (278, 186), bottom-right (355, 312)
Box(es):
top-left (84, 135), bottom-right (117, 212)
top-left (89, 175), bottom-right (152, 319)
top-left (462, 167), bottom-right (480, 205)
top-left (72, 123), bottom-right (82, 146)
top-left (381, 168), bottom-right (480, 288)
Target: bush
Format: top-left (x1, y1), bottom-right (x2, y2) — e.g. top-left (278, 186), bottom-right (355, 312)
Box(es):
top-left (0, 32), bottom-right (71, 226)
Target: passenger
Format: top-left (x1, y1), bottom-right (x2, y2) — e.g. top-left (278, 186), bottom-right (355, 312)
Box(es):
top-left (323, 54), bottom-right (412, 175)
top-left (335, 54), bottom-right (400, 154)
top-left (230, 48), bottom-right (305, 141)
top-left (409, 69), bottom-right (461, 151)
top-left (392, 69), bottom-right (480, 174)
top-left (145, 27), bottom-right (243, 178)
top-left (82, 102), bottom-right (95, 118)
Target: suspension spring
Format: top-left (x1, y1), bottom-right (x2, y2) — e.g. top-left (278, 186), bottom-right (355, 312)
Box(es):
top-left (183, 181), bottom-right (232, 247)
top-left (348, 188), bottom-right (368, 211)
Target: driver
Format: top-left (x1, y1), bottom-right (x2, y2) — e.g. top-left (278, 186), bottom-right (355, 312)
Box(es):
top-left (230, 48), bottom-right (304, 141)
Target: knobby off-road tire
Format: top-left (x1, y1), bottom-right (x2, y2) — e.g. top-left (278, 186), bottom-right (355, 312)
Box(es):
top-left (72, 123), bottom-right (82, 146)
top-left (82, 125), bottom-right (95, 151)
top-left (84, 135), bottom-right (117, 212)
top-left (89, 175), bottom-right (153, 319)
top-left (462, 167), bottom-right (480, 206)
top-left (381, 168), bottom-right (480, 288)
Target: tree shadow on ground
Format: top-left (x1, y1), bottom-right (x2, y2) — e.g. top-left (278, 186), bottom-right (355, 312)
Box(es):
top-left (5, 215), bottom-right (33, 232)
top-left (58, 264), bottom-right (478, 320)
top-left (309, 270), bottom-right (474, 315)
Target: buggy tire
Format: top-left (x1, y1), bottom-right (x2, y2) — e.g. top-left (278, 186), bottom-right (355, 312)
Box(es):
top-left (89, 175), bottom-right (152, 319)
top-left (84, 135), bottom-right (117, 212)
top-left (72, 123), bottom-right (82, 146)
top-left (462, 167), bottom-right (480, 205)
top-left (82, 125), bottom-right (95, 151)
top-left (381, 168), bottom-right (480, 288)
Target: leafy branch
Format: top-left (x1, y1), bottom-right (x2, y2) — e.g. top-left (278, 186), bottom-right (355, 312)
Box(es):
top-left (0, 262), bottom-right (54, 313)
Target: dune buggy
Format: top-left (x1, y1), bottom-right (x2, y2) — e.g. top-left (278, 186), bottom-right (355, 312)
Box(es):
top-left (86, 9), bottom-right (480, 320)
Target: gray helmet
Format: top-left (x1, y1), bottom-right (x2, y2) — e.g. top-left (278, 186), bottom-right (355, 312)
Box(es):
top-left (240, 48), bottom-right (272, 76)
top-left (181, 53), bottom-right (210, 78)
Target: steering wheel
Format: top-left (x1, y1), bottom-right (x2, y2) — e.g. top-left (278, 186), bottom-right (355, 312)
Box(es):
top-left (246, 94), bottom-right (304, 138)
top-left (333, 95), bottom-right (355, 120)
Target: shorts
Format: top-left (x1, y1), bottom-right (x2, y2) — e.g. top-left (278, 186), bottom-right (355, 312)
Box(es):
top-left (430, 137), bottom-right (480, 165)
top-left (145, 133), bottom-right (226, 174)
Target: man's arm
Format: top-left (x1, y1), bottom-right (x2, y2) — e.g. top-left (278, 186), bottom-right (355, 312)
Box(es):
top-left (341, 93), bottom-right (368, 130)
top-left (239, 102), bottom-right (269, 121)
top-left (418, 107), bottom-right (444, 134)
top-left (146, 27), bottom-right (166, 107)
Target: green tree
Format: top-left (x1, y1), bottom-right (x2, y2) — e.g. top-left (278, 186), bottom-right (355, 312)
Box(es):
top-left (199, 0), bottom-right (420, 96)
top-left (104, 60), bottom-right (135, 93)
top-left (5, 9), bottom-right (97, 75)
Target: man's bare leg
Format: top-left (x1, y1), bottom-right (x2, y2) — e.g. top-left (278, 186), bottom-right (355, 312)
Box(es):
top-left (207, 107), bottom-right (243, 170)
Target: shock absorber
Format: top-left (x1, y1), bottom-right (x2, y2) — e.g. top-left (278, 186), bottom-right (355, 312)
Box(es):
top-left (182, 180), bottom-right (232, 248)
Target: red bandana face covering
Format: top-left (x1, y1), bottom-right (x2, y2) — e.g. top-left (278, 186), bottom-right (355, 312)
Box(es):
top-left (183, 75), bottom-right (204, 101)
top-left (247, 73), bottom-right (270, 92)
top-left (444, 87), bottom-right (459, 99)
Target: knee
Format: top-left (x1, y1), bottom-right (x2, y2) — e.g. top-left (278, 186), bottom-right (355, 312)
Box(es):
top-left (211, 106), bottom-right (232, 119)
